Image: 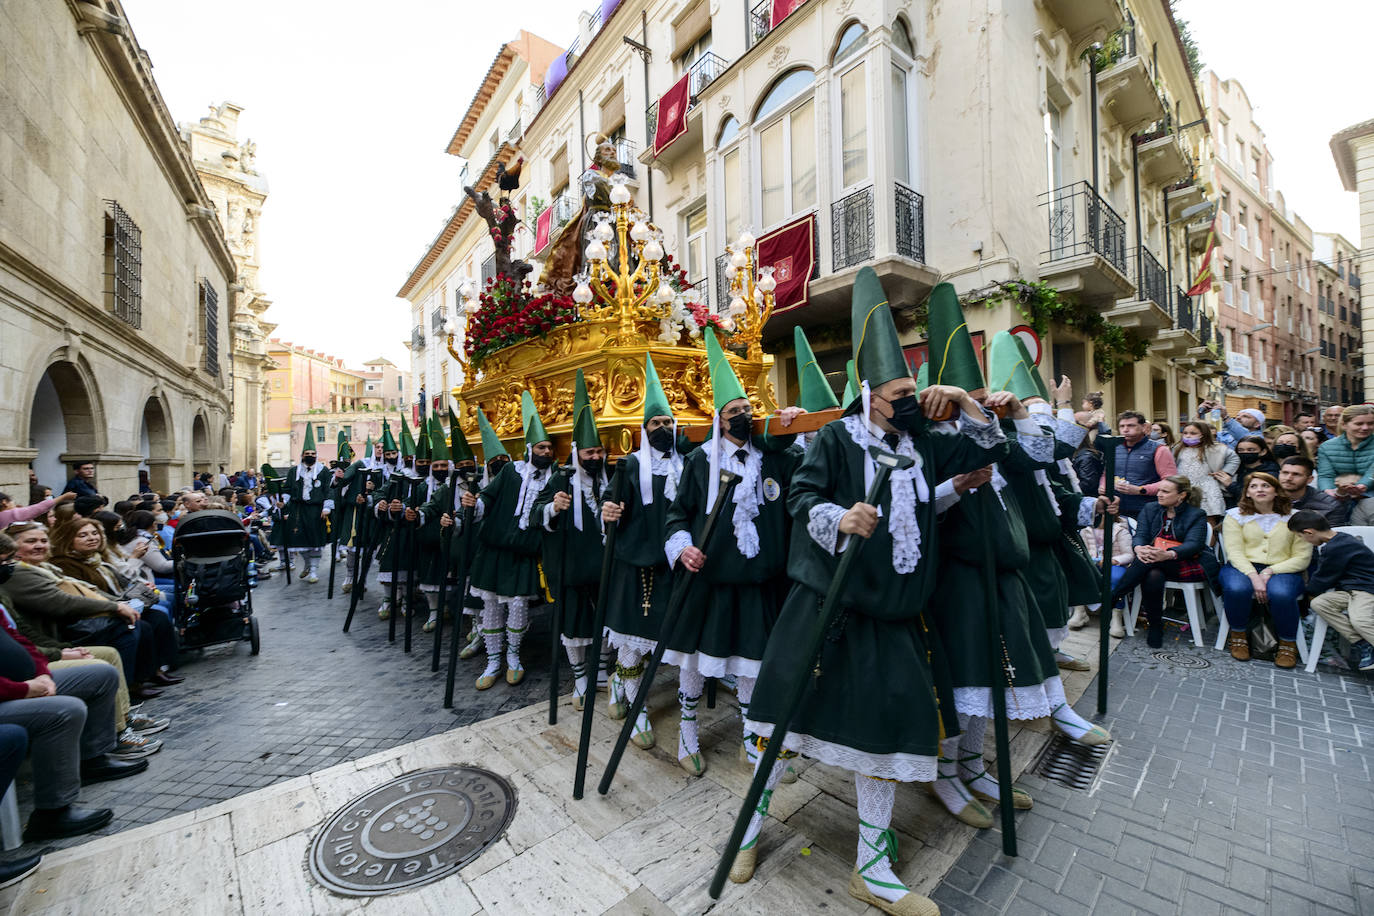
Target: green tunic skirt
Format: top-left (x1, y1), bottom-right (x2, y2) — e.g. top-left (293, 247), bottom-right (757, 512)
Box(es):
top-left (1024, 541), bottom-right (1070, 629)
top-left (603, 562), bottom-right (672, 655)
top-left (661, 577), bottom-right (786, 679)
top-left (743, 585), bottom-right (941, 781)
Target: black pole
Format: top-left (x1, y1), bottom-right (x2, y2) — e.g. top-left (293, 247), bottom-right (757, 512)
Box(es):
top-left (1098, 436), bottom-right (1121, 715)
top-left (598, 469), bottom-right (743, 796)
top-left (549, 468), bottom-right (574, 725)
top-left (574, 465), bottom-right (624, 799)
top-left (403, 478), bottom-right (422, 654)
top-left (387, 484), bottom-right (401, 644)
top-left (326, 506), bottom-right (339, 600)
top-left (443, 500), bottom-right (478, 709)
top-left (708, 452), bottom-right (904, 899)
top-left (1132, 133), bottom-right (1143, 293)
top-left (642, 9), bottom-right (653, 221)
top-left (279, 490), bottom-right (292, 586)
top-left (979, 488), bottom-right (1017, 857)
top-left (342, 472), bottom-right (372, 633)
top-left (431, 514), bottom-right (455, 672)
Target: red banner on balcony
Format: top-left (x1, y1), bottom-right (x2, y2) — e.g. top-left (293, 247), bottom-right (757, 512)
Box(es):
top-left (758, 213), bottom-right (815, 314)
top-left (534, 206), bottom-right (553, 252)
top-left (653, 73), bottom-right (692, 157)
top-left (770, 0), bottom-right (806, 27)
top-left (1187, 219), bottom-right (1218, 296)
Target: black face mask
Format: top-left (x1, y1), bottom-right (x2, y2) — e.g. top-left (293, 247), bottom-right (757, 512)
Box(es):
top-left (1237, 452), bottom-right (1261, 463)
top-left (581, 458), bottom-right (604, 476)
top-left (726, 412), bottom-right (753, 441)
top-left (403, 457), bottom-right (414, 468)
top-left (531, 453), bottom-right (553, 470)
top-left (647, 426), bottom-right (675, 454)
top-left (488, 459), bottom-right (509, 476)
top-left (415, 464), bottom-right (431, 478)
top-left (1272, 444), bottom-right (1298, 460)
top-left (431, 468), bottom-right (449, 482)
top-left (883, 394), bottom-right (926, 433)
top-left (302, 455), bottom-right (316, 466)
top-left (384, 457), bottom-right (398, 467)
top-left (0, 563), bottom-right (13, 586)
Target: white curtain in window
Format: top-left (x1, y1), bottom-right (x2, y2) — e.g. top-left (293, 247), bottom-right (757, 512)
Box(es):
top-left (890, 64), bottom-right (909, 184)
top-left (839, 64), bottom-right (867, 188)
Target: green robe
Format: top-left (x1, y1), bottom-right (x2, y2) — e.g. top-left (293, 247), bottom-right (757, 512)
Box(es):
top-left (661, 434), bottom-right (798, 676)
top-left (603, 453), bottom-right (678, 652)
top-left (999, 425), bottom-right (1082, 630)
top-left (329, 465), bottom-right (369, 550)
top-left (1047, 440), bottom-right (1104, 606)
top-left (373, 471), bottom-right (426, 574)
top-left (746, 414), bottom-right (1010, 772)
top-left (269, 463), bottom-right (333, 549)
top-left (467, 461), bottom-right (547, 599)
top-left (531, 467), bottom-right (607, 642)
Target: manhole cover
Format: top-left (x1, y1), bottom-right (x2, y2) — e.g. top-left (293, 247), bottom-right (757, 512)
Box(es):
top-left (308, 766), bottom-right (517, 897)
top-left (1033, 733), bottom-right (1110, 790)
top-left (1148, 650), bottom-right (1211, 669)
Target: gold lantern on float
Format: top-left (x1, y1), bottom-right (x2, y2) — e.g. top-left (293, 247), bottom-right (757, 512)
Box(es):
top-left (445, 145), bottom-right (776, 457)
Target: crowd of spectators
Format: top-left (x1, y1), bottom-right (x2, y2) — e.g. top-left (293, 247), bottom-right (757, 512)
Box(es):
top-left (0, 461), bottom-right (279, 883)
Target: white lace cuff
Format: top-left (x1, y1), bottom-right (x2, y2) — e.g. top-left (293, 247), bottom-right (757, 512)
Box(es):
top-left (472, 499), bottom-right (486, 523)
top-left (322, 498), bottom-right (335, 512)
top-left (1076, 497), bottom-right (1098, 528)
top-left (542, 502), bottom-right (557, 532)
top-left (1014, 417), bottom-right (1055, 463)
top-left (1052, 417), bottom-right (1087, 449)
top-left (934, 479), bottom-right (962, 513)
top-left (958, 406), bottom-right (1005, 449)
top-left (665, 530), bottom-right (693, 568)
top-left (806, 503), bottom-right (847, 555)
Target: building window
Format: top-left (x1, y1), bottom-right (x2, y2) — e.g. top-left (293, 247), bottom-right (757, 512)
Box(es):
top-left (892, 17), bottom-right (915, 57)
top-left (755, 69), bottom-right (817, 229)
top-left (342, 425), bottom-right (352, 440)
top-left (684, 206), bottom-right (708, 284)
top-left (837, 61), bottom-right (868, 190)
top-left (1045, 96), bottom-right (1064, 194)
top-left (892, 62), bottom-right (913, 186)
top-left (316, 425), bottom-right (326, 443)
top-left (103, 200), bottom-right (142, 329)
top-left (832, 22), bottom-right (867, 64)
top-left (199, 279), bottom-right (219, 376)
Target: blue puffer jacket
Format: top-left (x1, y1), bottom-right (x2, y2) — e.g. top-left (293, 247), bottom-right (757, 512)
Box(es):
top-left (1316, 435), bottom-right (1374, 491)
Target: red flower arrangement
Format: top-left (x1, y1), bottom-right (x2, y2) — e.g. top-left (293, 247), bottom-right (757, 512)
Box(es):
top-left (464, 274), bottom-right (578, 367)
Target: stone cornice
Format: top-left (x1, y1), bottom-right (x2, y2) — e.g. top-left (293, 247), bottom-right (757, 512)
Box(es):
top-left (66, 0), bottom-right (237, 282)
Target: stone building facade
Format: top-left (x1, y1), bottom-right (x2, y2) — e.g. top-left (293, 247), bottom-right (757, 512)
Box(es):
top-left (402, 0), bottom-right (1230, 424)
top-left (183, 102), bottom-right (277, 473)
top-left (0, 0), bottom-right (236, 498)
top-left (1312, 232), bottom-right (1364, 406)
top-left (1332, 119), bottom-right (1374, 398)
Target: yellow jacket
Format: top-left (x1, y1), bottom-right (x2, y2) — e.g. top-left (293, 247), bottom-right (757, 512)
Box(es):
top-left (1221, 508), bottom-right (1313, 575)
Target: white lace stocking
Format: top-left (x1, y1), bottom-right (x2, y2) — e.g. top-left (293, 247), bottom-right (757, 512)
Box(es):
top-left (932, 735), bottom-right (976, 815)
top-left (957, 714), bottom-right (1000, 798)
top-left (1045, 676), bottom-right (1096, 740)
top-left (740, 754), bottom-right (789, 851)
top-left (480, 598), bottom-right (506, 677)
top-left (856, 775), bottom-right (908, 903)
top-left (566, 644), bottom-right (587, 697)
top-left (678, 668), bottom-right (704, 759)
top-left (505, 598), bottom-right (529, 670)
top-left (616, 649), bottom-right (644, 705)
top-left (736, 674), bottom-right (757, 742)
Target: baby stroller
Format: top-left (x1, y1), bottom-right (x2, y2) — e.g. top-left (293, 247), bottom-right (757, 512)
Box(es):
top-left (171, 509), bottom-right (260, 655)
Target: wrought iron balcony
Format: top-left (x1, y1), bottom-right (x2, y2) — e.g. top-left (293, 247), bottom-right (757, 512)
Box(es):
top-left (895, 184), bottom-right (925, 263)
top-left (1041, 182), bottom-right (1128, 275)
top-left (1134, 246), bottom-right (1168, 314)
top-left (748, 0), bottom-right (772, 48)
top-left (832, 186), bottom-right (875, 271)
top-left (551, 193), bottom-right (578, 230)
top-left (411, 326), bottom-right (425, 351)
top-left (715, 252), bottom-right (730, 316)
top-left (431, 309), bottom-right (446, 333)
top-left (614, 138), bottom-right (637, 179)
top-left (687, 52), bottom-right (728, 96)
top-left (480, 254), bottom-right (497, 287)
top-left (1175, 288), bottom-right (1194, 332)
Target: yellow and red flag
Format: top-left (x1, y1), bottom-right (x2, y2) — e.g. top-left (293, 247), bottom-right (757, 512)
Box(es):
top-left (1186, 220), bottom-right (1218, 297)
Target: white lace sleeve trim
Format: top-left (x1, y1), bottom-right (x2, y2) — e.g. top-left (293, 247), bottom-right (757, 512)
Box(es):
top-left (1076, 496), bottom-right (1098, 528)
top-left (1225, 507), bottom-right (1290, 533)
top-left (1015, 418), bottom-right (1056, 464)
top-left (1052, 417), bottom-right (1087, 449)
top-left (841, 415), bottom-right (926, 573)
top-left (744, 719), bottom-right (938, 782)
top-left (934, 479), bottom-right (961, 513)
top-left (807, 503), bottom-right (847, 555)
top-left (959, 406), bottom-right (1006, 449)
top-left (665, 530), bottom-right (693, 568)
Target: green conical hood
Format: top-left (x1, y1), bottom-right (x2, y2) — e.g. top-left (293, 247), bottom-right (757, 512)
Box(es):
top-left (705, 327), bottom-right (748, 412)
top-left (399, 416), bottom-right (416, 458)
top-left (794, 326), bottom-right (839, 412)
top-left (302, 422), bottom-right (316, 454)
top-left (843, 360), bottom-right (859, 406)
top-left (259, 463), bottom-right (277, 480)
top-left (414, 418), bottom-right (432, 462)
top-left (380, 421), bottom-right (397, 452)
top-left (428, 414), bottom-right (450, 461)
top-left (336, 431), bottom-right (353, 463)
top-left (572, 369), bottom-right (600, 449)
top-left (925, 283), bottom-right (986, 391)
top-left (364, 434), bottom-right (374, 456)
top-left (851, 267), bottom-right (909, 389)
top-left (987, 331), bottom-right (1049, 401)
top-left (914, 361), bottom-right (929, 390)
top-left (642, 355), bottom-right (673, 424)
top-left (521, 391), bottom-right (550, 447)
top-left (476, 409), bottom-right (508, 461)
top-left (448, 406), bottom-right (474, 462)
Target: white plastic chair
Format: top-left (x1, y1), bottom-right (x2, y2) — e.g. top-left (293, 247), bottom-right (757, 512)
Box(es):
top-left (1127, 580), bottom-right (1216, 648)
top-left (1303, 526), bottom-right (1374, 672)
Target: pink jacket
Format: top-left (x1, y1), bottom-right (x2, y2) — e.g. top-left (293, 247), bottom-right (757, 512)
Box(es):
top-left (0, 498), bottom-right (55, 528)
top-left (1081, 524), bottom-right (1134, 566)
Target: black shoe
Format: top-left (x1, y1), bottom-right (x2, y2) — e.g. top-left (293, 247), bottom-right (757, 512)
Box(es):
top-left (0, 852), bottom-right (41, 889)
top-left (151, 670), bottom-right (185, 686)
top-left (1146, 626), bottom-right (1164, 649)
top-left (130, 685), bottom-right (163, 701)
top-left (80, 754), bottom-right (149, 785)
top-left (23, 806), bottom-right (114, 841)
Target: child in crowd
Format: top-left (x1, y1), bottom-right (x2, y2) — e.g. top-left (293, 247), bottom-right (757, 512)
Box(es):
top-left (1074, 514), bottom-right (1135, 637)
top-left (1289, 510), bottom-right (1374, 671)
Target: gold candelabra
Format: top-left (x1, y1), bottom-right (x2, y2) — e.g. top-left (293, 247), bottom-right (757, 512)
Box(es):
top-left (575, 175), bottom-right (668, 347)
top-left (720, 234), bottom-right (776, 361)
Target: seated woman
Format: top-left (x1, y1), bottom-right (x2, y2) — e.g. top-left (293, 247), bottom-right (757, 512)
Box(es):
top-left (1226, 436), bottom-right (1281, 506)
top-left (116, 509), bottom-right (175, 594)
top-left (1219, 472), bottom-right (1313, 667)
top-left (1110, 476), bottom-right (1219, 647)
top-left (47, 518), bottom-right (182, 688)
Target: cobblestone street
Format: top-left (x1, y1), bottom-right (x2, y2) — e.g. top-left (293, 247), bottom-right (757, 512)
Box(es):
top-left (934, 632), bottom-right (1374, 916)
top-left (17, 573), bottom-right (569, 850)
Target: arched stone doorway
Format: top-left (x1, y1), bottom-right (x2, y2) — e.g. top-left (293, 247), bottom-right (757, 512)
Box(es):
top-left (191, 413), bottom-right (211, 477)
top-left (28, 359), bottom-right (102, 494)
top-left (139, 395), bottom-right (174, 493)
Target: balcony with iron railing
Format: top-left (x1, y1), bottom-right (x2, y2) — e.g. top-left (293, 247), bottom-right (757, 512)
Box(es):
top-left (431, 309), bottom-right (446, 333)
top-left (411, 326), bottom-right (425, 351)
top-left (1093, 15), bottom-right (1166, 129)
top-left (1108, 245), bottom-right (1172, 331)
top-left (1039, 181), bottom-right (1134, 304)
top-left (643, 53), bottom-right (729, 165)
top-left (748, 0), bottom-right (773, 48)
top-left (1153, 286), bottom-right (1201, 357)
top-left (1138, 114), bottom-right (1194, 185)
top-left (551, 193), bottom-right (578, 230)
top-left (831, 187), bottom-right (875, 271)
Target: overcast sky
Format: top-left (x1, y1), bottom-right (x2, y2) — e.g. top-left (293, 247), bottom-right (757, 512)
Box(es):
top-left (120, 0), bottom-right (1369, 367)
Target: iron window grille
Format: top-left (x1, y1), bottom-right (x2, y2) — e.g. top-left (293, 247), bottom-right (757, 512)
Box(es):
top-left (895, 184), bottom-right (925, 263)
top-left (199, 279), bottom-right (219, 376)
top-left (831, 186), bottom-right (875, 271)
top-left (1040, 182), bottom-right (1128, 277)
top-left (412, 326), bottom-right (426, 351)
top-left (103, 200), bottom-right (142, 328)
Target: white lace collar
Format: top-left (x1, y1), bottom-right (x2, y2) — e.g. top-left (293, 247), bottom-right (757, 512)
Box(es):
top-left (714, 437), bottom-right (763, 559)
top-left (513, 458), bottom-right (549, 530)
top-left (841, 414), bottom-right (928, 573)
top-left (1225, 506), bottom-right (1291, 534)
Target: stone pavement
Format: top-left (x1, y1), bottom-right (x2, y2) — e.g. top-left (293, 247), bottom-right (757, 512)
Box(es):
top-left (933, 631), bottom-right (1374, 916)
top-left (0, 576), bottom-right (1105, 914)
top-left (16, 569), bottom-right (569, 848)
